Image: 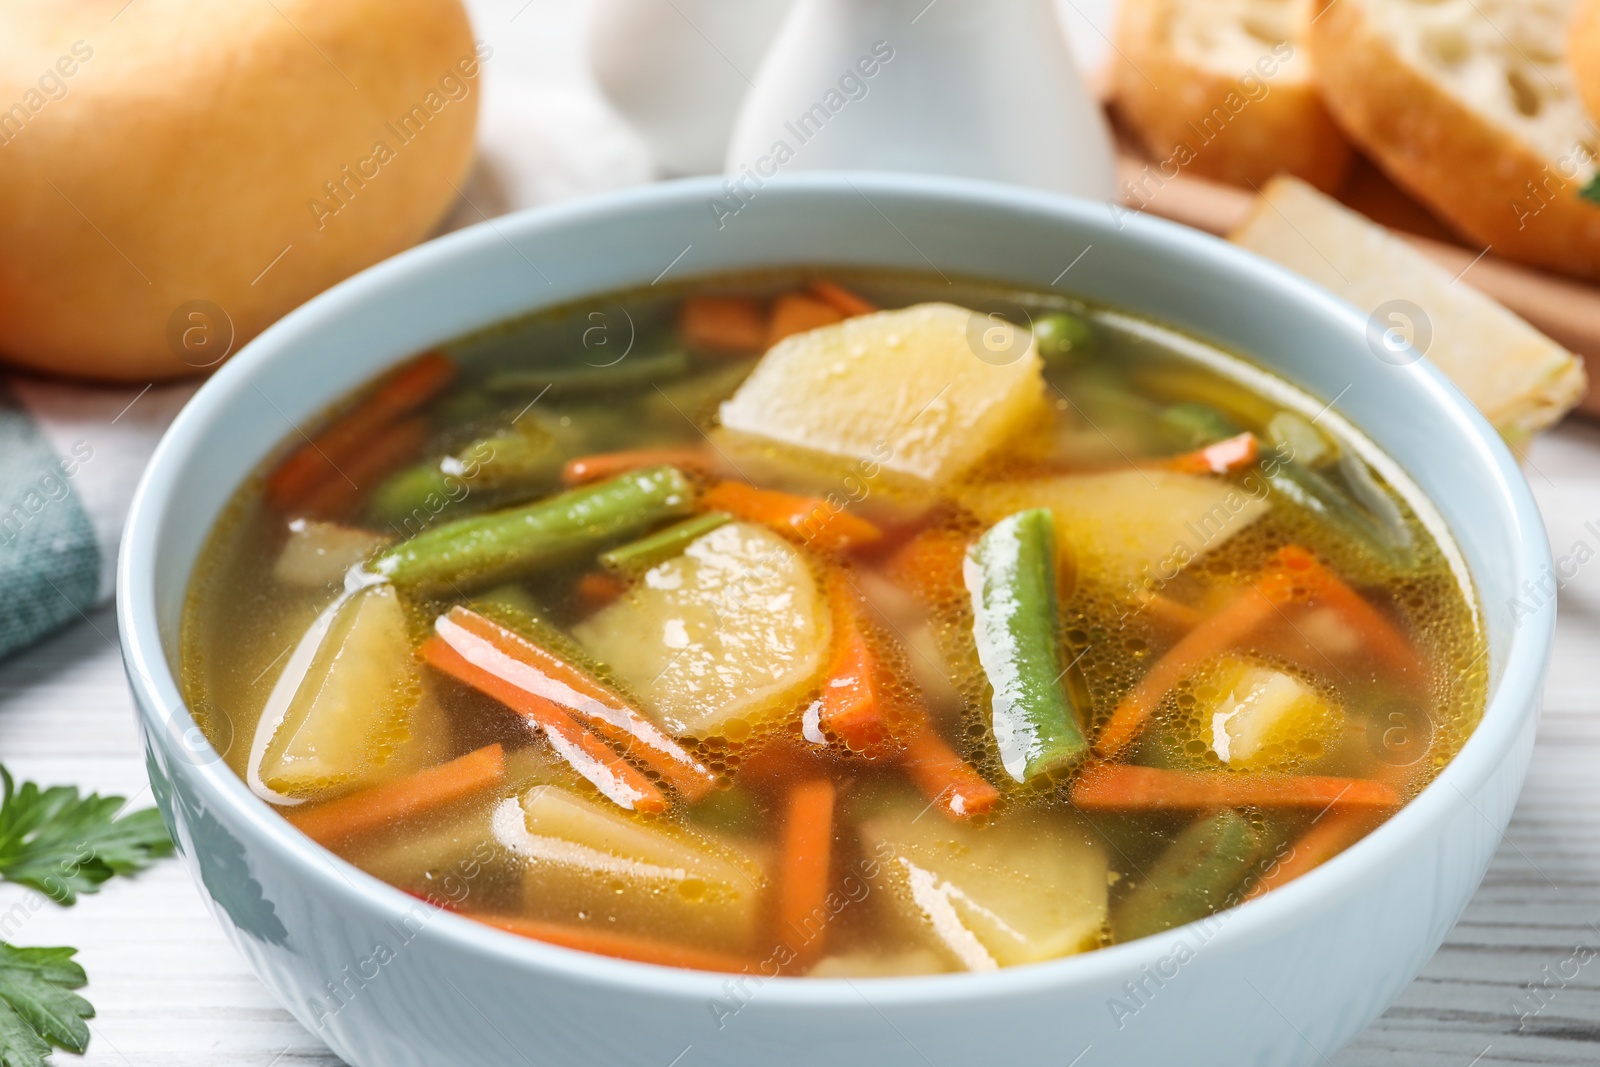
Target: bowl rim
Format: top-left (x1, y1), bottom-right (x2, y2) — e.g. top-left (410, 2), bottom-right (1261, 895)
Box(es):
top-left (117, 171), bottom-right (1554, 1008)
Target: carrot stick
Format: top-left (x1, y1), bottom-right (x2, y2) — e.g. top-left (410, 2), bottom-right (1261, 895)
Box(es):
top-left (883, 527), bottom-right (970, 606)
top-left (469, 914), bottom-right (753, 973)
top-left (575, 572), bottom-right (627, 609)
top-left (436, 607), bottom-right (716, 801)
top-left (700, 481), bottom-right (882, 553)
top-left (816, 572), bottom-right (914, 756)
top-left (420, 633), bottom-right (668, 813)
top-left (776, 778), bottom-right (836, 965)
top-left (294, 416), bottom-right (429, 520)
top-left (561, 447), bottom-right (722, 487)
top-left (1164, 432), bottom-right (1260, 475)
top-left (680, 296), bottom-right (768, 355)
top-left (1070, 763), bottom-right (1402, 812)
top-left (288, 744), bottom-right (506, 846)
top-left (902, 728), bottom-right (1001, 818)
top-left (807, 279), bottom-right (877, 318)
top-left (1280, 545), bottom-right (1426, 683)
top-left (768, 293), bottom-right (844, 346)
top-left (1095, 546), bottom-right (1306, 759)
top-left (266, 351), bottom-right (455, 510)
top-left (1244, 809), bottom-right (1384, 899)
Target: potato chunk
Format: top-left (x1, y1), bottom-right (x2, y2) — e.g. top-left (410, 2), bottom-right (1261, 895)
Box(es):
top-left (1202, 658), bottom-right (1343, 771)
top-left (494, 785), bottom-right (766, 951)
top-left (273, 519), bottom-right (389, 588)
top-left (859, 808), bottom-right (1108, 971)
top-left (254, 583), bottom-right (421, 798)
top-left (718, 303), bottom-right (1047, 485)
top-left (573, 521), bottom-right (830, 738)
top-left (961, 470), bottom-right (1269, 593)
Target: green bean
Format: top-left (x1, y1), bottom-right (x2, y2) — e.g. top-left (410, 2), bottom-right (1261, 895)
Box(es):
top-left (600, 512), bottom-right (732, 574)
top-left (1032, 310), bottom-right (1095, 366)
top-left (1158, 402), bottom-right (1240, 448)
top-left (1111, 810), bottom-right (1263, 942)
top-left (367, 422), bottom-right (559, 526)
top-left (966, 508), bottom-right (1088, 783)
top-left (484, 350), bottom-right (691, 397)
top-left (646, 358), bottom-right (758, 422)
top-left (372, 465), bottom-right (695, 592)
top-left (1266, 460), bottom-right (1415, 570)
top-left (685, 785), bottom-right (763, 837)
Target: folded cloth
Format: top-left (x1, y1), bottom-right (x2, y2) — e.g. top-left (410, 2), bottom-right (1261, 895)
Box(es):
top-left (0, 378), bottom-right (197, 659)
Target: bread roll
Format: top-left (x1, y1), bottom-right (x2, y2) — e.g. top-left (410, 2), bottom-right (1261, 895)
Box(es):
top-left (0, 0), bottom-right (480, 381)
top-left (1112, 0), bottom-right (1352, 193)
top-left (1308, 0), bottom-right (1600, 281)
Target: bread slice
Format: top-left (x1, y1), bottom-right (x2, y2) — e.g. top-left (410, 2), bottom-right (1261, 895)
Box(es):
top-left (1230, 175), bottom-right (1586, 441)
top-left (1111, 0), bottom-right (1352, 192)
top-left (1307, 0), bottom-right (1600, 280)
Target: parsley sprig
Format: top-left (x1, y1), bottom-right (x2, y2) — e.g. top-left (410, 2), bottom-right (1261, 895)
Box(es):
top-left (0, 766), bottom-right (174, 1065)
top-left (0, 768), bottom-right (173, 904)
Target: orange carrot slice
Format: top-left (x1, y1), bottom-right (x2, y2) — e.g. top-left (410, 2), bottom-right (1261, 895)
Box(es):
top-left (1165, 432), bottom-right (1260, 475)
top-left (288, 744), bottom-right (506, 846)
top-left (767, 294), bottom-right (844, 346)
top-left (420, 632), bottom-right (667, 813)
top-left (1280, 545), bottom-right (1425, 683)
top-left (816, 572), bottom-right (916, 756)
top-left (807, 279), bottom-right (877, 318)
top-left (561, 447), bottom-right (722, 487)
top-left (701, 481), bottom-right (882, 553)
top-left (775, 778), bottom-right (836, 965)
top-left (436, 607), bottom-right (715, 801)
top-left (470, 913), bottom-right (753, 972)
top-left (883, 527), bottom-right (970, 607)
top-left (1070, 763), bottom-right (1401, 812)
top-left (295, 415), bottom-right (429, 520)
top-left (575, 572), bottom-right (628, 609)
top-left (1244, 809), bottom-right (1385, 899)
top-left (901, 729), bottom-right (1001, 818)
top-left (680, 296), bottom-right (768, 355)
top-left (1095, 546), bottom-right (1307, 759)
top-left (267, 351), bottom-right (455, 511)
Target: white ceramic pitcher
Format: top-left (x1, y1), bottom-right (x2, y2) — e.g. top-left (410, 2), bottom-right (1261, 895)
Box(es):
top-left (724, 0), bottom-right (1116, 197)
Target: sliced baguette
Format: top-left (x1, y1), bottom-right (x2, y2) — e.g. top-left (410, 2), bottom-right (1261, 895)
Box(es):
top-left (1307, 0), bottom-right (1600, 280)
top-left (1231, 175), bottom-right (1586, 441)
top-left (1112, 0), bottom-right (1352, 192)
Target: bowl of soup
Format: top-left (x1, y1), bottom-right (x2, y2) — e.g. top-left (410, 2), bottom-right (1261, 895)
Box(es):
top-left (119, 173), bottom-right (1553, 1067)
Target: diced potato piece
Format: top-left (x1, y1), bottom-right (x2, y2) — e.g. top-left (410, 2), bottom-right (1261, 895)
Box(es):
top-left (573, 521), bottom-right (831, 738)
top-left (960, 470), bottom-right (1269, 593)
top-left (256, 584), bottom-right (420, 797)
top-left (346, 801), bottom-right (524, 911)
top-left (1202, 658), bottom-right (1344, 771)
top-left (719, 303), bottom-right (1047, 485)
top-left (859, 808), bottom-right (1108, 971)
top-left (493, 785), bottom-right (766, 951)
top-left (807, 949), bottom-right (949, 978)
top-left (273, 519), bottom-right (390, 588)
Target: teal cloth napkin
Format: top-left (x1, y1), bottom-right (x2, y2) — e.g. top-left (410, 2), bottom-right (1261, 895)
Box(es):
top-left (0, 377), bottom-right (196, 660)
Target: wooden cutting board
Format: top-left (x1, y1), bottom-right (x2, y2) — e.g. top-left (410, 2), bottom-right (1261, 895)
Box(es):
top-left (1112, 152), bottom-right (1600, 417)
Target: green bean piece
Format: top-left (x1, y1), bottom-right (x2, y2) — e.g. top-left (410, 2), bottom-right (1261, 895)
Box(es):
top-left (646, 358), bottom-right (758, 422)
top-left (368, 463), bottom-right (458, 527)
top-left (1266, 460), bottom-right (1415, 570)
top-left (1033, 311), bottom-right (1095, 366)
top-left (372, 465), bottom-right (695, 593)
top-left (600, 512), bottom-right (732, 574)
top-left (366, 421), bottom-right (559, 527)
top-left (484, 350), bottom-right (691, 397)
top-left (966, 508), bottom-right (1088, 783)
top-left (1111, 810), bottom-right (1263, 942)
top-left (685, 785), bottom-right (763, 837)
top-left (1158, 402), bottom-right (1240, 449)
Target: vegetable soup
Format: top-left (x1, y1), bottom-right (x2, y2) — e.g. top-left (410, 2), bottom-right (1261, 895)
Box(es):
top-left (182, 272), bottom-right (1486, 977)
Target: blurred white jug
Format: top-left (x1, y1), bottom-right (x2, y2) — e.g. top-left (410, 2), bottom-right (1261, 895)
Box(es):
top-left (725, 0), bottom-right (1115, 197)
top-left (587, 0), bottom-right (794, 176)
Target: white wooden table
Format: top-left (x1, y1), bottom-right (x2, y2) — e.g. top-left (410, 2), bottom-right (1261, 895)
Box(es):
top-left (0, 420), bottom-right (1591, 1067)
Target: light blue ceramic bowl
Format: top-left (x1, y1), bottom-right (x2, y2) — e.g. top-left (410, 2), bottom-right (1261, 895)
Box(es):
top-left (117, 174), bottom-right (1553, 1067)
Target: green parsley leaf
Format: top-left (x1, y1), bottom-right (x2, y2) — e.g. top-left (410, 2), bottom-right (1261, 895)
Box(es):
top-left (0, 768), bottom-right (174, 904)
top-left (0, 942), bottom-right (92, 1067)
top-left (1581, 174), bottom-right (1600, 206)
